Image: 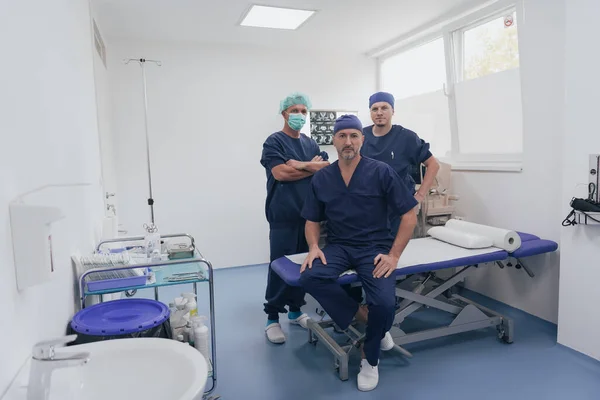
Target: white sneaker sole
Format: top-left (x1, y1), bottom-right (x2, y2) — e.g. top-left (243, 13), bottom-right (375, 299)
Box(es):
top-left (289, 313), bottom-right (310, 329)
top-left (265, 323), bottom-right (286, 344)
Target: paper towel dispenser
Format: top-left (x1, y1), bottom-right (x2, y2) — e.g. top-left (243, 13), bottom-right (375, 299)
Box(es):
top-left (9, 203), bottom-right (65, 290)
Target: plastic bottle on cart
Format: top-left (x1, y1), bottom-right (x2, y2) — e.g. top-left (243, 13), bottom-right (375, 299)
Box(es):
top-left (191, 316), bottom-right (211, 372)
top-left (143, 223), bottom-right (161, 261)
top-left (183, 321), bottom-right (193, 345)
top-left (170, 297), bottom-right (189, 338)
top-left (182, 293), bottom-right (198, 317)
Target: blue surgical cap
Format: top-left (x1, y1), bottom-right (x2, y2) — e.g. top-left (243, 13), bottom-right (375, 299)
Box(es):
top-left (334, 114), bottom-right (363, 133)
top-left (279, 92), bottom-right (312, 114)
top-left (369, 92), bottom-right (395, 109)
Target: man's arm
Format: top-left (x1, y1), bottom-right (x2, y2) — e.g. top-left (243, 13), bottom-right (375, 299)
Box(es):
top-left (389, 208), bottom-right (417, 259)
top-left (287, 159), bottom-right (330, 173)
top-left (300, 180), bottom-right (327, 272)
top-left (373, 207), bottom-right (417, 278)
top-left (415, 155), bottom-right (440, 201)
top-left (301, 220), bottom-right (327, 272)
top-left (305, 220), bottom-right (321, 249)
top-left (261, 137), bottom-right (315, 182)
top-left (272, 164), bottom-right (313, 181)
top-left (374, 166), bottom-right (419, 278)
top-left (303, 161), bottom-right (330, 173)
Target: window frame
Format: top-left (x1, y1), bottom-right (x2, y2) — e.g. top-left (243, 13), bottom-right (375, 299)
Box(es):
top-left (376, 1), bottom-right (523, 172)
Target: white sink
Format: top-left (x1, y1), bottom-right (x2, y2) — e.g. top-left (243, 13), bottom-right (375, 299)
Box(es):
top-left (4, 337), bottom-right (208, 400)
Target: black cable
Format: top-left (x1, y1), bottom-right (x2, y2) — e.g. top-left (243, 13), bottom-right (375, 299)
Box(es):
top-left (588, 182), bottom-right (597, 201)
top-left (562, 209), bottom-right (576, 226)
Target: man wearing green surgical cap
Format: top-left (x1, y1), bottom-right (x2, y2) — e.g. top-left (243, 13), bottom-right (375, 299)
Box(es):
top-left (260, 92), bottom-right (330, 344)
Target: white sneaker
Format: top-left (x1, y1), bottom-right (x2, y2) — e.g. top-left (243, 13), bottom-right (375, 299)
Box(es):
top-left (357, 359), bottom-right (379, 391)
top-left (265, 322), bottom-right (286, 344)
top-left (380, 331), bottom-right (394, 351)
top-left (289, 313), bottom-right (310, 329)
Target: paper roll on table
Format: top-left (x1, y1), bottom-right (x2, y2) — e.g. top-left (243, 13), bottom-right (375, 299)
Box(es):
top-left (427, 226), bottom-right (493, 249)
top-left (442, 219), bottom-right (522, 252)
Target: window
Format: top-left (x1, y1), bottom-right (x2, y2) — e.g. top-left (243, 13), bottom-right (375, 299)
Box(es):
top-left (461, 11), bottom-right (519, 81)
top-left (379, 38), bottom-right (452, 157)
top-left (380, 38), bottom-right (446, 101)
top-left (376, 4), bottom-right (523, 171)
top-left (453, 9), bottom-right (522, 157)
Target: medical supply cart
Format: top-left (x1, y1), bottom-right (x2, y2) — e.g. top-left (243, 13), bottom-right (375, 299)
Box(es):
top-left (76, 233), bottom-right (218, 398)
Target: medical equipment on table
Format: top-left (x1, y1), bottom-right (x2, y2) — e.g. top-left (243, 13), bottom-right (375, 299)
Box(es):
top-left (77, 233), bottom-right (219, 398)
top-left (562, 156), bottom-right (600, 225)
top-left (414, 161), bottom-right (459, 238)
top-left (271, 228), bottom-right (558, 381)
top-left (75, 253), bottom-right (149, 292)
top-left (562, 195), bottom-right (600, 225)
top-left (164, 272), bottom-right (206, 282)
top-left (167, 240), bottom-right (196, 259)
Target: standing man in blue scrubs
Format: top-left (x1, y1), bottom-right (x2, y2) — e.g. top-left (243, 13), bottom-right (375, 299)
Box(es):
top-left (299, 115), bottom-right (418, 391)
top-left (362, 91), bottom-right (440, 235)
top-left (260, 92), bottom-right (330, 344)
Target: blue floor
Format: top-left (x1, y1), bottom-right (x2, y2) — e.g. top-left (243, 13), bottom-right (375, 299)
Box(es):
top-left (134, 264), bottom-right (600, 400)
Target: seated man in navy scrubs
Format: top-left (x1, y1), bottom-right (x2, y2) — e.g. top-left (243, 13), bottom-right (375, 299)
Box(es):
top-left (260, 92), bottom-right (330, 344)
top-left (362, 91), bottom-right (440, 236)
top-left (299, 115), bottom-right (418, 392)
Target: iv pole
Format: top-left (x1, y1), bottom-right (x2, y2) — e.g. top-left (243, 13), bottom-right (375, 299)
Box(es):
top-left (123, 58), bottom-right (162, 231)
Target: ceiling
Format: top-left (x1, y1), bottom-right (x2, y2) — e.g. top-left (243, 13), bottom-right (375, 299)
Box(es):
top-left (91, 0), bottom-right (486, 56)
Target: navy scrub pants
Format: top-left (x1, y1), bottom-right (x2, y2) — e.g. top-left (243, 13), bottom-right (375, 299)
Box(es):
top-left (298, 243), bottom-right (396, 367)
top-left (264, 223), bottom-right (308, 321)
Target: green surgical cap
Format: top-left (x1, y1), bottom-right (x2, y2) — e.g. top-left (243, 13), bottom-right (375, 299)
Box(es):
top-left (279, 92), bottom-right (312, 114)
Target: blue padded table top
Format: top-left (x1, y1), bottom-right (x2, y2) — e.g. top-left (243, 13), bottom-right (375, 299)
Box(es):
top-left (511, 239), bottom-right (558, 258)
top-left (517, 232), bottom-right (540, 242)
top-left (272, 237), bottom-right (508, 287)
top-left (271, 232), bottom-right (558, 287)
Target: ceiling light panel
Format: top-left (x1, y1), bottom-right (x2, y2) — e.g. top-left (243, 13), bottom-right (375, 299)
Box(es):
top-left (240, 5), bottom-right (315, 30)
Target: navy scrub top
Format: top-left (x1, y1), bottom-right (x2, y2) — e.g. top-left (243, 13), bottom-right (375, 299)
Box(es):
top-left (301, 157), bottom-right (418, 248)
top-left (260, 131), bottom-right (326, 227)
top-left (361, 125), bottom-right (432, 189)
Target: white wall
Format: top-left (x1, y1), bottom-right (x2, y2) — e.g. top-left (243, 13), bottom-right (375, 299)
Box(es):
top-left (90, 6), bottom-right (119, 221)
top-left (0, 0), bottom-right (104, 393)
top-left (558, 0), bottom-right (600, 361)
top-left (107, 40), bottom-right (375, 268)
top-left (448, 0), bottom-right (565, 324)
